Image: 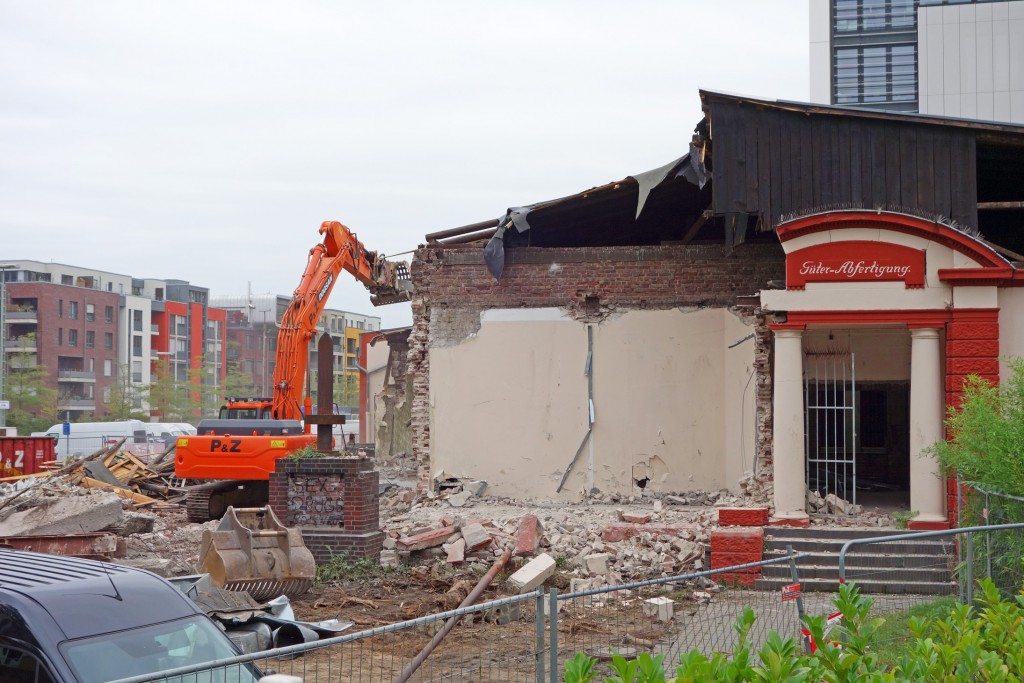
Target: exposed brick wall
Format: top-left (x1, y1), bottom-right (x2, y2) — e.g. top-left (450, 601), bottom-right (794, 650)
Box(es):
top-left (269, 456), bottom-right (383, 561)
top-left (408, 242), bottom-right (786, 489)
top-left (753, 311), bottom-right (775, 492)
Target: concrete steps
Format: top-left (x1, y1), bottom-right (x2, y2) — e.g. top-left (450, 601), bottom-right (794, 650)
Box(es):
top-left (754, 527), bottom-right (958, 594)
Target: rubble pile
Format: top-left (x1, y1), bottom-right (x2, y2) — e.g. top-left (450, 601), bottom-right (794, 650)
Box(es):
top-left (0, 438), bottom-right (187, 509)
top-left (379, 489), bottom-right (716, 584)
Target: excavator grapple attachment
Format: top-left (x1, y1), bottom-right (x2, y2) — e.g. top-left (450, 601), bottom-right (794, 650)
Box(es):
top-left (199, 506), bottom-right (315, 602)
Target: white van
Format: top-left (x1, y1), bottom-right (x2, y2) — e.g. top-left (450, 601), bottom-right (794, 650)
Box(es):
top-left (44, 420), bottom-right (149, 458)
top-left (143, 422), bottom-right (187, 447)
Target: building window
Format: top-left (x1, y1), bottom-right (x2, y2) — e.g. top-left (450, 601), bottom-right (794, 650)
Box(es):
top-left (86, 330), bottom-right (95, 349)
top-left (104, 332), bottom-right (113, 349)
top-left (62, 274), bottom-right (73, 285)
top-left (834, 43), bottom-right (916, 105)
top-left (58, 328), bottom-right (63, 346)
top-left (105, 305), bottom-right (114, 323)
top-left (834, 0), bottom-right (914, 34)
top-left (132, 309), bottom-right (143, 332)
top-left (132, 360), bottom-right (142, 382)
top-left (85, 303), bottom-right (95, 322)
top-left (68, 329), bottom-right (78, 347)
top-left (58, 300), bottom-right (63, 318)
top-left (104, 359), bottom-right (112, 377)
top-left (132, 335), bottom-right (143, 357)
top-left (68, 301), bottom-right (79, 320)
top-left (245, 335), bottom-right (254, 350)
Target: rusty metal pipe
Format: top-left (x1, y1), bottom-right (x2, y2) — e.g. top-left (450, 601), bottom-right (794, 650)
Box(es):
top-left (425, 220), bottom-right (497, 242)
top-left (394, 549), bottom-right (513, 683)
top-left (437, 228), bottom-right (499, 245)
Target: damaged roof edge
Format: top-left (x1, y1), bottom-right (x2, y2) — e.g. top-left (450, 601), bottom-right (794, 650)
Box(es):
top-left (699, 89), bottom-right (1024, 136)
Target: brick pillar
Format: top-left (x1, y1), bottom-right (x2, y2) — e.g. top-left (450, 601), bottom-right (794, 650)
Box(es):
top-left (710, 527), bottom-right (764, 587)
top-left (269, 456), bottom-right (384, 563)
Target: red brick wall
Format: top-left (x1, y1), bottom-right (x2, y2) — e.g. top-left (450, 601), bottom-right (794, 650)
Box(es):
top-left (414, 243), bottom-right (784, 309)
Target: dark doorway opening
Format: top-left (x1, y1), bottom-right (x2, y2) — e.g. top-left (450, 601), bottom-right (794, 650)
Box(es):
top-left (855, 382), bottom-right (911, 514)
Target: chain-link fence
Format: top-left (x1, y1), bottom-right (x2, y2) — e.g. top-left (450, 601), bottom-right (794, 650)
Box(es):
top-left (836, 522), bottom-right (1024, 659)
top-left (549, 552), bottom-right (815, 678)
top-left (106, 524), bottom-right (1024, 683)
top-left (108, 591), bottom-right (546, 683)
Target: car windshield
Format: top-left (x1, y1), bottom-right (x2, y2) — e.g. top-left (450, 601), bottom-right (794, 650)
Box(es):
top-left (60, 616), bottom-right (260, 683)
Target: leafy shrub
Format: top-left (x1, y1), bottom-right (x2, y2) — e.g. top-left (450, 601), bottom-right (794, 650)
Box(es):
top-left (566, 579), bottom-right (1024, 682)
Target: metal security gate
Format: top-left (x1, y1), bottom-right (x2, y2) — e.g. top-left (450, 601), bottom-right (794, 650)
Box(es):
top-left (805, 352), bottom-right (856, 512)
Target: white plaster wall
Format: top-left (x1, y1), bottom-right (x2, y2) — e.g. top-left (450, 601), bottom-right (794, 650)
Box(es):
top-left (364, 339), bottom-right (390, 445)
top-left (428, 308), bottom-right (751, 498)
top-left (998, 289), bottom-right (1024, 379)
top-left (918, 1), bottom-right (1024, 123)
top-left (809, 0), bottom-right (831, 104)
top-left (803, 327), bottom-right (911, 381)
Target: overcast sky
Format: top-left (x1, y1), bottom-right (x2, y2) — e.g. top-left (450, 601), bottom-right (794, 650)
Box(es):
top-left (0, 1), bottom-right (809, 328)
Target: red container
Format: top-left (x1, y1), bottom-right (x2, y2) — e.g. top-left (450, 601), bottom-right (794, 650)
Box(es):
top-left (0, 436), bottom-right (55, 478)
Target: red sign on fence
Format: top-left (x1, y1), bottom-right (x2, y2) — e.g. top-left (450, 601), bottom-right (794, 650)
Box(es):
top-left (781, 583), bottom-right (801, 602)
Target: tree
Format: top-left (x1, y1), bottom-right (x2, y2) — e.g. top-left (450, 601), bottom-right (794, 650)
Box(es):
top-left (929, 358), bottom-right (1024, 496)
top-left (5, 334), bottom-right (57, 433)
top-left (105, 363), bottom-right (149, 421)
top-left (334, 374), bottom-right (359, 408)
top-left (148, 362), bottom-right (194, 422)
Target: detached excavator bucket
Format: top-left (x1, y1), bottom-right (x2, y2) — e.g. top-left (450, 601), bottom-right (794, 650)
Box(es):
top-left (198, 506), bottom-right (315, 602)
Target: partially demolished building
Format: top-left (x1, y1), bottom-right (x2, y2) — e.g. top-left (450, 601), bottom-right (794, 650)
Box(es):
top-left (407, 90), bottom-right (1024, 529)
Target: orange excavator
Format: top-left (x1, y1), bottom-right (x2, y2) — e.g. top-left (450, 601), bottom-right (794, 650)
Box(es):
top-left (175, 221), bottom-right (411, 522)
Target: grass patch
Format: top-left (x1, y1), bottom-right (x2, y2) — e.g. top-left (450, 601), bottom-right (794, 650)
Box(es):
top-left (871, 595), bottom-right (957, 665)
top-left (315, 550), bottom-right (409, 584)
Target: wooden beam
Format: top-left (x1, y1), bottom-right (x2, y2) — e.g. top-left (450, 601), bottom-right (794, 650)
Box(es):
top-left (681, 209), bottom-right (713, 245)
top-left (977, 201), bottom-right (1024, 210)
top-left (981, 239), bottom-right (1024, 263)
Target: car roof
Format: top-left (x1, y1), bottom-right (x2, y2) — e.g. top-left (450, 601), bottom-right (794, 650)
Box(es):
top-left (0, 550), bottom-right (199, 640)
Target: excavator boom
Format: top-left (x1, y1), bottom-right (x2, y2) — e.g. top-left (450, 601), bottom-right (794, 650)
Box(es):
top-left (273, 221), bottom-right (410, 420)
top-left (176, 220), bottom-right (410, 522)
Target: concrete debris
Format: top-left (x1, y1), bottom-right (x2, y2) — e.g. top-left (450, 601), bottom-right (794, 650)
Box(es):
top-left (0, 490), bottom-right (125, 536)
top-left (583, 553), bottom-right (611, 576)
top-left (642, 596), bottom-right (674, 622)
top-left (460, 522), bottom-right (493, 551)
top-left (507, 553), bottom-right (557, 593)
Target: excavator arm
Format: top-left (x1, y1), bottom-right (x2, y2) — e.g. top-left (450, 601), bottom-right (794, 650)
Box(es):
top-left (272, 220), bottom-right (410, 420)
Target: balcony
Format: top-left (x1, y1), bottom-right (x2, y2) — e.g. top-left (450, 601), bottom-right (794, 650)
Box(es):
top-left (4, 339), bottom-right (37, 352)
top-left (6, 311), bottom-right (38, 323)
top-left (57, 370), bottom-right (96, 382)
top-left (57, 397), bottom-right (95, 409)
top-left (151, 324), bottom-right (160, 334)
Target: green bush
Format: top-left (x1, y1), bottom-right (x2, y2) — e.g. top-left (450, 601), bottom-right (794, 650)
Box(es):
top-left (930, 359), bottom-right (1024, 497)
top-left (566, 580), bottom-right (1024, 682)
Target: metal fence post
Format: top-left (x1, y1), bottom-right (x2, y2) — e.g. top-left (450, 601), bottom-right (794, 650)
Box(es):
top-left (549, 588), bottom-right (559, 683)
top-left (787, 544), bottom-right (812, 654)
top-left (965, 531), bottom-right (975, 606)
top-left (984, 491), bottom-right (992, 581)
top-left (536, 592), bottom-right (546, 683)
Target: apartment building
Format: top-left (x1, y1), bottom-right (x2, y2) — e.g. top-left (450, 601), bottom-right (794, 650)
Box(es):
top-left (211, 294), bottom-right (380, 407)
top-left (811, 0), bottom-right (1024, 123)
top-left (1, 261), bottom-right (225, 420)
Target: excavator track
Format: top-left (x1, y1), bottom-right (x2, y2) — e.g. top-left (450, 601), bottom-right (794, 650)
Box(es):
top-left (185, 481), bottom-right (270, 523)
